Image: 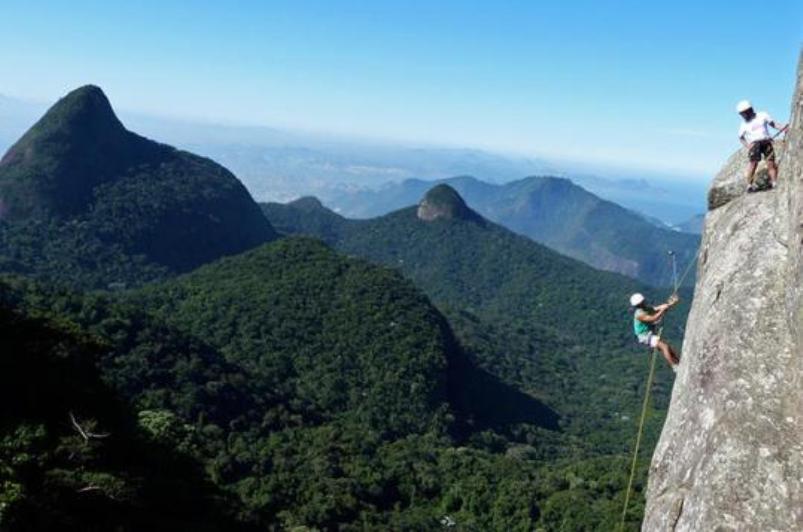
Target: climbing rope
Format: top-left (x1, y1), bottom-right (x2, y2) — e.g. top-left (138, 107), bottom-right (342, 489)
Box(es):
top-left (619, 327), bottom-right (661, 531)
top-left (618, 249), bottom-right (699, 531)
top-left (673, 249), bottom-right (699, 294)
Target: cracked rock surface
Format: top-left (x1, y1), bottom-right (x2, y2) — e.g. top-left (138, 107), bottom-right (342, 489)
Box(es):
top-left (643, 53), bottom-right (803, 532)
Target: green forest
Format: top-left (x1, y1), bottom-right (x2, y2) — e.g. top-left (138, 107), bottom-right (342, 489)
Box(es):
top-left (0, 86), bottom-right (694, 530)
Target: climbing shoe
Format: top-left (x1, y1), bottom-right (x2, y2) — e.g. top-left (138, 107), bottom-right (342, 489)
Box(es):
top-left (746, 184), bottom-right (758, 193)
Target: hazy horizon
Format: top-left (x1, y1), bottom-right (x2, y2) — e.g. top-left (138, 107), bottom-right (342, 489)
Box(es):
top-left (0, 87), bottom-right (714, 184)
top-left (2, 1), bottom-right (801, 179)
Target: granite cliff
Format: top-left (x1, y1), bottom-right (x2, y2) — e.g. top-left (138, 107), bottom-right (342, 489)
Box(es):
top-left (643, 54), bottom-right (803, 531)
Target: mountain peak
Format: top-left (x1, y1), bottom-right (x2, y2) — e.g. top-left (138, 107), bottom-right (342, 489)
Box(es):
top-left (0, 85), bottom-right (168, 219)
top-left (289, 196), bottom-right (326, 211)
top-left (54, 84), bottom-right (114, 112)
top-left (0, 86), bottom-right (275, 277)
top-left (417, 184), bottom-right (480, 222)
top-left (61, 84), bottom-right (116, 112)
top-left (8, 85), bottom-right (125, 152)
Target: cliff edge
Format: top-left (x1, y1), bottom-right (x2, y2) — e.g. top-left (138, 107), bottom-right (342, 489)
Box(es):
top-left (643, 54), bottom-right (803, 531)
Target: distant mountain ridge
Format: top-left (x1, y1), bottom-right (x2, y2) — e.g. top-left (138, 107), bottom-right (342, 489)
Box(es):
top-left (675, 212), bottom-right (705, 234)
top-left (0, 85), bottom-right (276, 286)
top-left (321, 175), bottom-right (699, 286)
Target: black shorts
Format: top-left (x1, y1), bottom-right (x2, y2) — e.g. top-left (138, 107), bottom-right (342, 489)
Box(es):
top-left (748, 140), bottom-right (775, 162)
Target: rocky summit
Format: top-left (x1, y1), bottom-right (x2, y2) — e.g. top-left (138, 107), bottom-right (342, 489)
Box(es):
top-left (643, 53), bottom-right (803, 531)
top-left (416, 184), bottom-right (482, 222)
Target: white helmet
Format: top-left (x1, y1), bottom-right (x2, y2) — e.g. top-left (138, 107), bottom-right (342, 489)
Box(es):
top-left (736, 100), bottom-right (753, 113)
top-left (630, 293), bottom-right (645, 307)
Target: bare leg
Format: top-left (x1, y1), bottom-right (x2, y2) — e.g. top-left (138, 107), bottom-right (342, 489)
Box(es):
top-left (745, 161), bottom-right (758, 185)
top-left (767, 159), bottom-right (779, 185)
top-left (666, 342), bottom-right (680, 364)
top-left (657, 340), bottom-right (679, 367)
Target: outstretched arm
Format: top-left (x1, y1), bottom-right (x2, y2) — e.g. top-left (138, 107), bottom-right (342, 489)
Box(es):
top-left (637, 307), bottom-right (667, 324)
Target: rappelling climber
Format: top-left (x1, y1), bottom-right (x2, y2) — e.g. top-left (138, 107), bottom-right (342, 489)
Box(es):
top-left (630, 292), bottom-right (680, 370)
top-left (736, 100), bottom-right (788, 193)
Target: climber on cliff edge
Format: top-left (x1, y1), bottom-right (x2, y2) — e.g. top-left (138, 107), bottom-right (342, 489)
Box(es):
top-left (630, 292), bottom-right (680, 370)
top-left (736, 100), bottom-right (788, 193)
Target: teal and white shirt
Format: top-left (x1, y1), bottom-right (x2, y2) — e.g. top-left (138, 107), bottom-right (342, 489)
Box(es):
top-left (633, 308), bottom-right (655, 339)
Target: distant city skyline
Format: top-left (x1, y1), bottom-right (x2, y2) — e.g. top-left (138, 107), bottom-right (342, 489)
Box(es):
top-left (1, 0), bottom-right (801, 178)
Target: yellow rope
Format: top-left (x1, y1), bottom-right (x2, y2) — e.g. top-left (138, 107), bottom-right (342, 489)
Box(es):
top-left (619, 328), bottom-right (660, 530)
top-left (618, 249), bottom-right (698, 530)
top-left (673, 249), bottom-right (699, 295)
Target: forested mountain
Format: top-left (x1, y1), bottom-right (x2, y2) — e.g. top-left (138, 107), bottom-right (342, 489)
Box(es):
top-left (263, 185), bottom-right (690, 451)
top-left (0, 86), bottom-right (275, 288)
top-left (321, 175), bottom-right (699, 286)
top-left (1, 223), bottom-right (676, 529)
top-left (0, 86), bottom-right (686, 530)
top-left (262, 186), bottom-right (695, 528)
top-left (1, 237), bottom-right (576, 530)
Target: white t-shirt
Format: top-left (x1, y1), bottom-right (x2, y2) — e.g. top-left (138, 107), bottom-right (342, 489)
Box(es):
top-left (739, 111), bottom-right (774, 143)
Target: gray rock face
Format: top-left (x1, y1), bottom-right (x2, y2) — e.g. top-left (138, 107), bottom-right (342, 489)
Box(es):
top-left (643, 53), bottom-right (803, 531)
top-left (708, 141), bottom-right (786, 210)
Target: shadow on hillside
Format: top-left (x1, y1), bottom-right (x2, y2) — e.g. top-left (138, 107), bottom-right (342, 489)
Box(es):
top-left (448, 352), bottom-right (560, 435)
top-left (0, 306), bottom-right (252, 531)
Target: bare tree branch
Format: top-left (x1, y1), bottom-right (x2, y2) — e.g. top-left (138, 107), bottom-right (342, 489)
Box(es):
top-left (77, 485), bottom-right (120, 501)
top-left (68, 411), bottom-right (110, 441)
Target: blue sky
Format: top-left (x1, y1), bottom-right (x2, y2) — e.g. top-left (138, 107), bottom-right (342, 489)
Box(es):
top-left (0, 0), bottom-right (801, 178)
